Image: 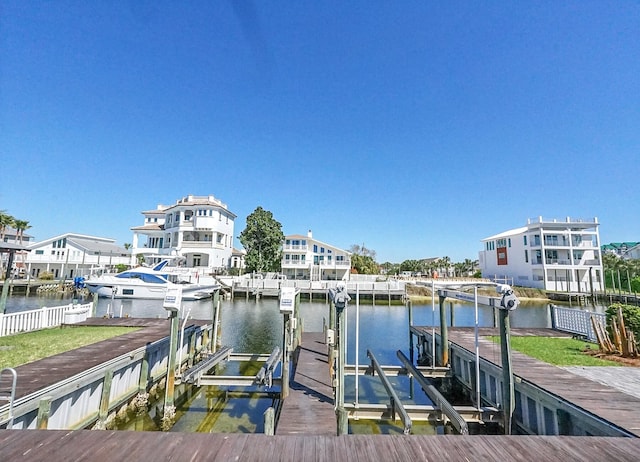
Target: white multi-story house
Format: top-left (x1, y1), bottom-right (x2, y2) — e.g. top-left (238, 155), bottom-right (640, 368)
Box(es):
top-left (281, 231), bottom-right (351, 281)
top-left (479, 216), bottom-right (604, 293)
top-left (26, 233), bottom-right (130, 279)
top-left (131, 195), bottom-right (236, 273)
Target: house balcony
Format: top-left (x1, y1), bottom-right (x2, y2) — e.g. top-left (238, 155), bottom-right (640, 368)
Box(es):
top-left (282, 260), bottom-right (308, 267)
top-left (283, 244), bottom-right (308, 251)
top-left (181, 240), bottom-right (214, 248)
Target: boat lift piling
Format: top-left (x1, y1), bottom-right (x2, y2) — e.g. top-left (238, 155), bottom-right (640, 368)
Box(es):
top-left (414, 281), bottom-right (520, 434)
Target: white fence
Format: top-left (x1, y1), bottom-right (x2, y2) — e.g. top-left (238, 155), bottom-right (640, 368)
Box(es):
top-left (551, 305), bottom-right (605, 342)
top-left (0, 302), bottom-right (93, 337)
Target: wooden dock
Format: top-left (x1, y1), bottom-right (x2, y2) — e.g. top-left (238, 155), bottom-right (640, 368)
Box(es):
top-left (412, 326), bottom-right (640, 437)
top-left (9, 318), bottom-right (202, 400)
top-left (276, 332), bottom-right (336, 435)
top-left (2, 430), bottom-right (640, 461)
top-left (3, 324), bottom-right (640, 459)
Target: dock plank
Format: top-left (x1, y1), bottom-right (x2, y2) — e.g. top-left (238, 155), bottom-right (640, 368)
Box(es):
top-left (9, 318), bottom-right (207, 400)
top-left (276, 332), bottom-right (336, 436)
top-left (2, 430), bottom-right (640, 461)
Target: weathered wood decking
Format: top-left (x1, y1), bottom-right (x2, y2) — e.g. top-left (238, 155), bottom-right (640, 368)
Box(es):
top-left (2, 430), bottom-right (640, 461)
top-left (4, 323), bottom-right (640, 459)
top-left (9, 318), bottom-right (203, 400)
top-left (412, 326), bottom-right (640, 437)
top-left (276, 332), bottom-right (336, 435)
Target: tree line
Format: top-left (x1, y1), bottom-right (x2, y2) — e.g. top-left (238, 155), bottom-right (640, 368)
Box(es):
top-left (237, 207), bottom-right (480, 277)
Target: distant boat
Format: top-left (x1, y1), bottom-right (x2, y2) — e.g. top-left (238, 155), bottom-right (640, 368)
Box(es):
top-left (83, 261), bottom-right (219, 300)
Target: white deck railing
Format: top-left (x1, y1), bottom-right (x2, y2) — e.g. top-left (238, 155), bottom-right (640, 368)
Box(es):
top-left (0, 302), bottom-right (93, 337)
top-left (551, 305), bottom-right (605, 342)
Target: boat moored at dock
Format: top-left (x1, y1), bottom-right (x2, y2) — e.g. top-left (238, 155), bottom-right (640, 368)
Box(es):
top-left (83, 261), bottom-right (218, 300)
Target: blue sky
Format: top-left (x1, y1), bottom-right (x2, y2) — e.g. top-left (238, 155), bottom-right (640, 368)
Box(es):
top-left (1, 1), bottom-right (638, 263)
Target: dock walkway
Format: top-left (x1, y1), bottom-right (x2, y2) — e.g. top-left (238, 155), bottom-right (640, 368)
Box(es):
top-left (412, 326), bottom-right (640, 437)
top-left (8, 318), bottom-right (199, 400)
top-left (2, 430), bottom-right (640, 461)
top-left (276, 331), bottom-right (336, 435)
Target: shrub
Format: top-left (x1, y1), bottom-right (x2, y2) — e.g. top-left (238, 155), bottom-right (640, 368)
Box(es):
top-left (39, 271), bottom-right (54, 280)
top-left (115, 264), bottom-right (128, 273)
top-left (605, 303), bottom-right (640, 340)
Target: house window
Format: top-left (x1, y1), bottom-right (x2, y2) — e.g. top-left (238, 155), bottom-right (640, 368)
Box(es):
top-left (525, 250), bottom-right (529, 263)
top-left (508, 238), bottom-right (511, 248)
top-left (36, 250), bottom-right (44, 255)
top-left (523, 235), bottom-right (528, 246)
top-left (313, 245), bottom-right (318, 253)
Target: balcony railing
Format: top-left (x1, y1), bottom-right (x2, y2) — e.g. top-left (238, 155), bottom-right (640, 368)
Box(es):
top-left (282, 260), bottom-right (308, 266)
top-left (181, 241), bottom-right (213, 248)
top-left (283, 245), bottom-right (308, 251)
top-left (545, 259), bottom-right (571, 265)
top-left (283, 260), bottom-right (350, 267)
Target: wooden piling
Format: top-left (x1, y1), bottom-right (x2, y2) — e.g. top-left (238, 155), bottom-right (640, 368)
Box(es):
top-left (36, 396), bottom-right (52, 429)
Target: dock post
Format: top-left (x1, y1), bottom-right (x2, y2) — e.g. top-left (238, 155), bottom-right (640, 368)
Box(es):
top-left (164, 311), bottom-right (180, 410)
top-left (408, 299), bottom-right (414, 363)
top-left (92, 292), bottom-right (98, 317)
top-left (438, 295), bottom-right (448, 366)
top-left (264, 407), bottom-right (275, 435)
top-left (282, 312), bottom-right (290, 399)
top-left (36, 396), bottom-right (52, 429)
top-left (0, 249), bottom-right (15, 314)
top-left (499, 308), bottom-right (514, 435)
top-left (328, 285), bottom-right (350, 436)
top-left (98, 370), bottom-right (114, 426)
top-left (138, 350), bottom-right (150, 393)
top-left (336, 301), bottom-right (348, 435)
top-left (211, 289), bottom-right (221, 353)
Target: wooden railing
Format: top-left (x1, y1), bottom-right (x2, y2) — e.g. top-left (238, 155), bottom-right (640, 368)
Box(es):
top-left (0, 302), bottom-right (93, 337)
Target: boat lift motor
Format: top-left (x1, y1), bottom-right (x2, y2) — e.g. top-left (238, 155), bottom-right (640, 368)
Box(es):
top-left (328, 284), bottom-right (351, 311)
top-left (496, 284), bottom-right (519, 311)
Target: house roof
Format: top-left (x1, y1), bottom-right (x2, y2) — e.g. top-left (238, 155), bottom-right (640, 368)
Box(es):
top-left (1, 226), bottom-right (34, 239)
top-left (67, 236), bottom-right (130, 256)
top-left (482, 226), bottom-right (528, 241)
top-left (601, 242), bottom-right (640, 251)
top-left (131, 224), bottom-right (164, 232)
top-left (0, 242), bottom-right (31, 252)
top-left (28, 233), bottom-right (130, 256)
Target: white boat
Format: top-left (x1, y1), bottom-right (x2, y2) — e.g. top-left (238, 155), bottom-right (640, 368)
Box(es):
top-left (83, 261), bottom-right (219, 300)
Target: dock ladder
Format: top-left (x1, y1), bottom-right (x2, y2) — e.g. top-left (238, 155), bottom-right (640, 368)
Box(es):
top-left (0, 367), bottom-right (17, 428)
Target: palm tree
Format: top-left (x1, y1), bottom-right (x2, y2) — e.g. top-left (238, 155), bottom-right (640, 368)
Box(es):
top-left (0, 210), bottom-right (15, 241)
top-left (439, 256), bottom-right (452, 278)
top-left (13, 219), bottom-right (31, 245)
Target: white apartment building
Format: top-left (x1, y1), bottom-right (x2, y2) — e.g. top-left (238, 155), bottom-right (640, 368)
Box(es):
top-left (479, 216), bottom-right (604, 293)
top-left (26, 233), bottom-right (130, 279)
top-left (131, 195), bottom-right (236, 273)
top-left (281, 230), bottom-right (351, 281)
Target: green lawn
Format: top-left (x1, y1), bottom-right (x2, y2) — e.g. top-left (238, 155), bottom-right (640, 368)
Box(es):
top-left (0, 326), bottom-right (139, 369)
top-left (488, 336), bottom-right (621, 366)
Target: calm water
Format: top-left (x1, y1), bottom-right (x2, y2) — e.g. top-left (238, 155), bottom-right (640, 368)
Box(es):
top-left (3, 293), bottom-right (598, 433)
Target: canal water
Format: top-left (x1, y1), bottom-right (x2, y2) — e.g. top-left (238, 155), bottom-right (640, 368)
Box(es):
top-left (3, 293), bottom-right (604, 434)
